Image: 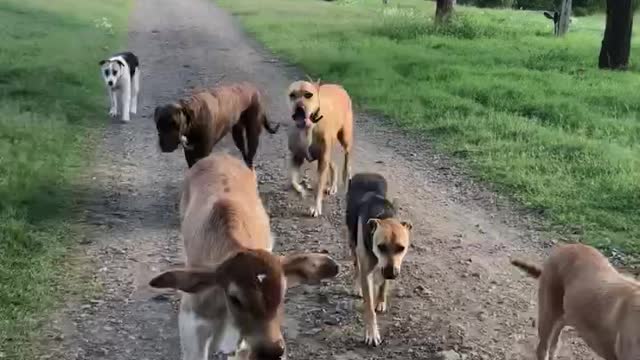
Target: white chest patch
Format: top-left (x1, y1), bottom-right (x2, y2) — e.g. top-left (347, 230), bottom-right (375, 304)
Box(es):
top-left (216, 319), bottom-right (242, 355)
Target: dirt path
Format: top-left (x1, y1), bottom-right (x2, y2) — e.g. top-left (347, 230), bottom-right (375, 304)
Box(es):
top-left (47, 0), bottom-right (600, 359)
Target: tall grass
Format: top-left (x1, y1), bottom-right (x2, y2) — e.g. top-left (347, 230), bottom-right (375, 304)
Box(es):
top-left (218, 0), bottom-right (640, 257)
top-left (0, 0), bottom-right (128, 358)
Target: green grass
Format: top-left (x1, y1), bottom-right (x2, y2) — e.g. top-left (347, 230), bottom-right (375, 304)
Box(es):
top-left (0, 0), bottom-right (128, 357)
top-left (218, 0), bottom-right (640, 257)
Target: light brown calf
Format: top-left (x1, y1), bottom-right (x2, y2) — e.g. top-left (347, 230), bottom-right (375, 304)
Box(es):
top-left (150, 153), bottom-right (339, 360)
top-left (512, 243), bottom-right (640, 360)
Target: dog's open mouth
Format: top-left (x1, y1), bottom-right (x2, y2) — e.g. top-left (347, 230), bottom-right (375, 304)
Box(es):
top-left (292, 106), bottom-right (307, 129)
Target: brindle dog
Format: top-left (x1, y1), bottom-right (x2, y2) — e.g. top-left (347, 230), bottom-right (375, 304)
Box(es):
top-left (154, 82), bottom-right (279, 169)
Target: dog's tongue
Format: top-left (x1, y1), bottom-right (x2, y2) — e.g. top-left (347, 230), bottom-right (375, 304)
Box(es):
top-left (295, 118), bottom-right (313, 129)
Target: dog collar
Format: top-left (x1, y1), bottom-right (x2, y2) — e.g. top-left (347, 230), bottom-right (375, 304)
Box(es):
top-left (310, 108), bottom-right (323, 123)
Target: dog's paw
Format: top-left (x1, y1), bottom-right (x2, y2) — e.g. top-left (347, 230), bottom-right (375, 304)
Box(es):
top-left (121, 116), bottom-right (130, 123)
top-left (108, 108), bottom-right (117, 117)
top-left (352, 284), bottom-right (362, 297)
top-left (325, 183), bottom-right (338, 196)
top-left (291, 183), bottom-right (307, 197)
top-left (309, 206), bottom-right (322, 218)
top-left (364, 326), bottom-right (382, 347)
top-left (130, 107), bottom-right (137, 114)
top-left (375, 301), bottom-right (387, 313)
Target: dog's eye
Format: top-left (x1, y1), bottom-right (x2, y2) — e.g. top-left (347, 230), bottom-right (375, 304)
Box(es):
top-left (303, 92), bottom-right (313, 99)
top-left (228, 294), bottom-right (243, 308)
top-left (104, 69), bottom-right (109, 76)
top-left (378, 244), bottom-right (388, 253)
top-left (288, 92), bottom-right (295, 99)
top-left (396, 245), bottom-right (406, 253)
top-left (113, 70), bottom-right (118, 76)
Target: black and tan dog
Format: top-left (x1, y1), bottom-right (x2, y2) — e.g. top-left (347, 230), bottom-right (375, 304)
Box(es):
top-left (154, 82), bottom-right (279, 169)
top-left (346, 173), bottom-right (412, 347)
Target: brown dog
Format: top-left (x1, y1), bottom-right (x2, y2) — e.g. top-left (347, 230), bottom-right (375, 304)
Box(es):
top-left (287, 79), bottom-right (353, 217)
top-left (154, 82), bottom-right (279, 169)
top-left (512, 243), bottom-right (640, 360)
top-left (149, 153), bottom-right (339, 360)
top-left (346, 173), bottom-right (412, 346)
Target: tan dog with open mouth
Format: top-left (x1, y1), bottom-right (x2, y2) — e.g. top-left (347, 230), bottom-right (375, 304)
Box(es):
top-left (286, 79), bottom-right (353, 217)
top-left (512, 243), bottom-right (640, 360)
top-left (149, 153), bottom-right (339, 360)
top-left (346, 173), bottom-right (412, 346)
top-left (154, 82), bottom-right (279, 169)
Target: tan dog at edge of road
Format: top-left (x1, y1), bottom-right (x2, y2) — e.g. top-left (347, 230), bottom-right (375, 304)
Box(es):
top-left (149, 153), bottom-right (339, 360)
top-left (286, 79), bottom-right (353, 218)
top-left (346, 173), bottom-right (412, 346)
top-left (511, 243), bottom-right (640, 360)
top-left (153, 82), bottom-right (280, 170)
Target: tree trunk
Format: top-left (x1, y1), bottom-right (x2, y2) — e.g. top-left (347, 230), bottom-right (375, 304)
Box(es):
top-left (599, 0), bottom-right (633, 69)
top-left (557, 0), bottom-right (572, 36)
top-left (435, 0), bottom-right (454, 23)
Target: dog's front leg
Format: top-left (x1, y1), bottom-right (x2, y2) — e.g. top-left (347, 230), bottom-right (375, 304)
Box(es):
top-left (361, 270), bottom-right (381, 346)
top-left (109, 89), bottom-right (118, 117)
top-left (179, 309), bottom-right (215, 360)
top-left (290, 154), bottom-right (307, 197)
top-left (309, 152), bottom-right (329, 217)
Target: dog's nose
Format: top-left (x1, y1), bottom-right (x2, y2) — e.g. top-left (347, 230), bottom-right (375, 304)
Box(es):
top-left (382, 266), bottom-right (399, 280)
top-left (108, 81), bottom-right (113, 86)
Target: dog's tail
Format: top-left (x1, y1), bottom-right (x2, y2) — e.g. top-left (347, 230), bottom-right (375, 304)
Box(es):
top-left (511, 259), bottom-right (542, 278)
top-left (262, 114), bottom-right (280, 134)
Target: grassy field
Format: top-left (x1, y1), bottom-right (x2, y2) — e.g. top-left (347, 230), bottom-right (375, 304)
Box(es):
top-left (0, 0), bottom-right (128, 357)
top-left (218, 0), bottom-right (640, 257)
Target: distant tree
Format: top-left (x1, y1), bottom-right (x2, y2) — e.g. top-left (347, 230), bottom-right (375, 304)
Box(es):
top-left (557, 0), bottom-right (572, 35)
top-left (436, 0), bottom-right (454, 22)
top-left (598, 0), bottom-right (633, 69)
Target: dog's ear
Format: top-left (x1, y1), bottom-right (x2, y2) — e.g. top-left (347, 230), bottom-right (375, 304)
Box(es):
top-left (401, 221), bottom-right (413, 231)
top-left (279, 253), bottom-right (339, 288)
top-left (367, 218), bottom-right (381, 233)
top-left (99, 59), bottom-right (108, 66)
top-left (178, 100), bottom-right (195, 124)
top-left (115, 59), bottom-right (126, 69)
top-left (543, 11), bottom-right (554, 20)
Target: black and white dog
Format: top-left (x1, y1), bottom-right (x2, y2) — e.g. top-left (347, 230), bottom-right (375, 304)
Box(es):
top-left (99, 51), bottom-right (140, 122)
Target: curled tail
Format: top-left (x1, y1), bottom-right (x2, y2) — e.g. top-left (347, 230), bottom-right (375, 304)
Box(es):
top-left (262, 115), bottom-right (280, 134)
top-left (511, 259), bottom-right (542, 278)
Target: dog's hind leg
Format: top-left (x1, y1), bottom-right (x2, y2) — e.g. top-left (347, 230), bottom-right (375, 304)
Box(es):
top-left (130, 70), bottom-right (140, 114)
top-left (536, 280), bottom-right (564, 360)
top-left (244, 121), bottom-right (261, 170)
top-left (120, 78), bottom-right (131, 122)
top-left (232, 124), bottom-right (248, 163)
top-left (337, 128), bottom-right (352, 189)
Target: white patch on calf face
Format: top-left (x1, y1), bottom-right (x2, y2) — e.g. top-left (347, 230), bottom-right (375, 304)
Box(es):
top-left (257, 273), bottom-right (267, 283)
top-left (217, 318), bottom-right (242, 355)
